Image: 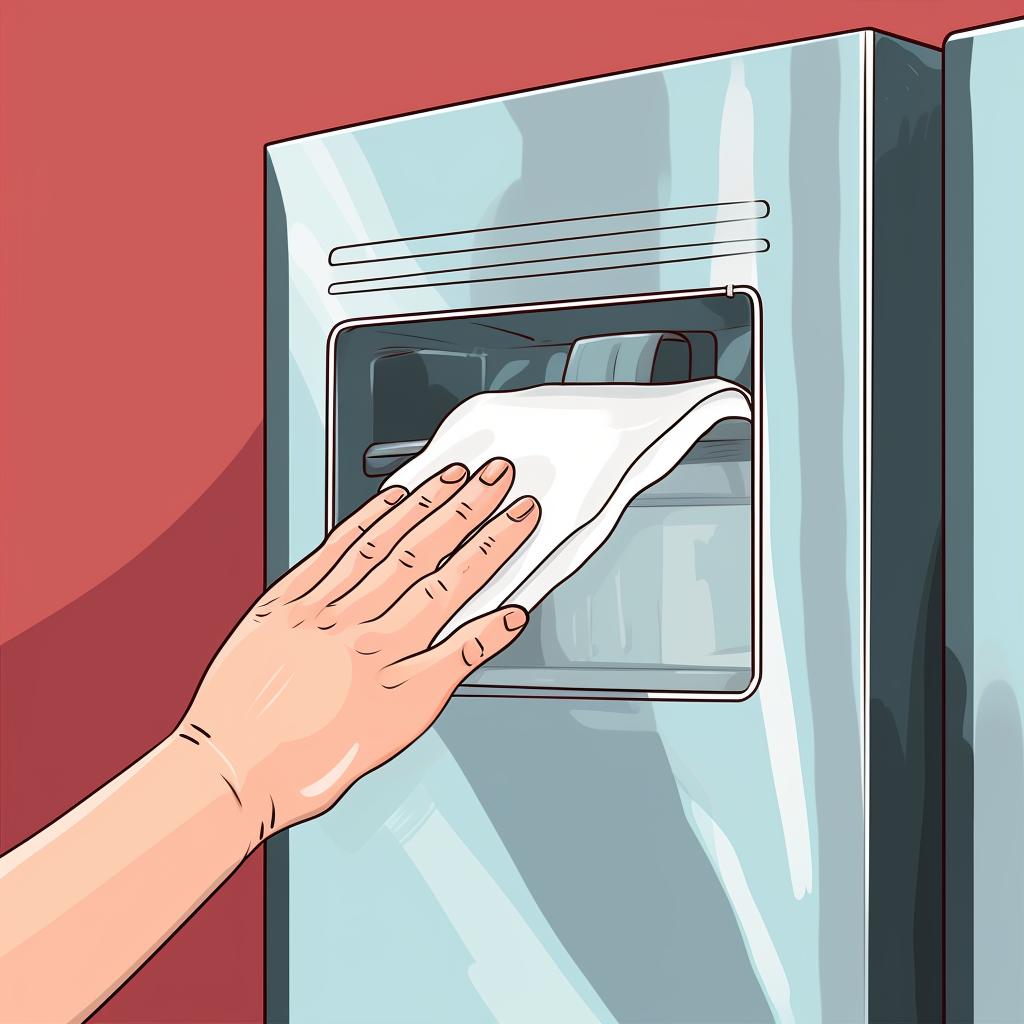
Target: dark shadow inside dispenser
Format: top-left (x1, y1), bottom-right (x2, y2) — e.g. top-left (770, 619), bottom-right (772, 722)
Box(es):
top-left (333, 292), bottom-right (756, 696)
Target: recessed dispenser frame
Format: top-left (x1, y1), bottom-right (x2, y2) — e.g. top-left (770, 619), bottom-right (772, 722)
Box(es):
top-left (325, 285), bottom-right (762, 702)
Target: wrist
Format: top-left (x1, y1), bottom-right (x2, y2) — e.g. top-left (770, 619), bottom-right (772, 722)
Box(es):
top-left (161, 730), bottom-right (261, 860)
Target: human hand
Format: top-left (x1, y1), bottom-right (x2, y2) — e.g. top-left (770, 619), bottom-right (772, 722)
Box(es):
top-left (175, 458), bottom-right (539, 846)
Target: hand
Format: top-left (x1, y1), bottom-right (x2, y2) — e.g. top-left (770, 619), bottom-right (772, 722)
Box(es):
top-left (0, 457), bottom-right (538, 1022)
top-left (173, 458), bottom-right (539, 847)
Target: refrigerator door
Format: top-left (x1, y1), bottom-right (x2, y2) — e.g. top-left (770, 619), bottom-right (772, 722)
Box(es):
top-left (946, 19), bottom-right (1024, 1024)
top-left (266, 31), bottom-right (941, 1023)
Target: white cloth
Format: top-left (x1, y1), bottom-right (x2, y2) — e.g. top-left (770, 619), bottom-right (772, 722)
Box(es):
top-left (384, 378), bottom-right (752, 640)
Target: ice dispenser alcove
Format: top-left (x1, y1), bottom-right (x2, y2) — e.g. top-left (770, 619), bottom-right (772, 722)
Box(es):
top-left (329, 290), bottom-right (759, 699)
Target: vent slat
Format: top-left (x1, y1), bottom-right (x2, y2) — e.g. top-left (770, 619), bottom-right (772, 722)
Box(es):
top-left (328, 199), bottom-right (769, 265)
top-left (328, 238), bottom-right (769, 296)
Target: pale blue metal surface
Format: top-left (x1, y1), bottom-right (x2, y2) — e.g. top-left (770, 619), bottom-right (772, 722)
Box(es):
top-left (266, 31), bottom-right (941, 1022)
top-left (946, 19), bottom-right (1024, 1024)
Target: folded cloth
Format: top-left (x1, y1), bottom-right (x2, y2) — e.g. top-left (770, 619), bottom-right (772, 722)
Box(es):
top-left (384, 377), bottom-right (752, 641)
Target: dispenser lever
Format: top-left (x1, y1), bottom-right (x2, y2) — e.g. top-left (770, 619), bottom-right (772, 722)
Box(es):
top-left (562, 331), bottom-right (716, 384)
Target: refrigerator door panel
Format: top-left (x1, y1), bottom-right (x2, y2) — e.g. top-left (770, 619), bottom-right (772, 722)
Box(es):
top-left (266, 30), bottom-right (941, 1023)
top-left (946, 19), bottom-right (1024, 1024)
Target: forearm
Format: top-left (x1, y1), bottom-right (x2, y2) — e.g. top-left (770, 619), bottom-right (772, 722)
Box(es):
top-left (0, 733), bottom-right (253, 1024)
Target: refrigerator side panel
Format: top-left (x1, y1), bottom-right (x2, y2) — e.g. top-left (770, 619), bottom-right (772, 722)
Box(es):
top-left (265, 152), bottom-right (291, 1024)
top-left (868, 34), bottom-right (943, 1024)
top-left (944, 29), bottom-right (974, 1024)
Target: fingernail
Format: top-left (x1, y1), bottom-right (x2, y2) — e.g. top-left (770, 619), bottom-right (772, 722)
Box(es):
top-left (440, 463), bottom-right (468, 484)
top-left (479, 458), bottom-right (511, 485)
top-left (503, 606), bottom-right (528, 632)
top-left (381, 486), bottom-right (407, 505)
top-left (506, 496), bottom-right (537, 521)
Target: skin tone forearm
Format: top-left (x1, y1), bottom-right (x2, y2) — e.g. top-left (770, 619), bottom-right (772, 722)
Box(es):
top-left (0, 737), bottom-right (252, 1024)
top-left (0, 457), bottom-right (539, 1024)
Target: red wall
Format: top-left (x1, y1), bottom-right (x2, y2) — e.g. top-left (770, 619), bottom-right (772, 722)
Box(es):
top-left (1, 1), bottom-right (1018, 1019)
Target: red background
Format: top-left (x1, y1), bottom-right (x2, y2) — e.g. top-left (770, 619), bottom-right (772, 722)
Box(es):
top-left (0, 1), bottom-right (1018, 1019)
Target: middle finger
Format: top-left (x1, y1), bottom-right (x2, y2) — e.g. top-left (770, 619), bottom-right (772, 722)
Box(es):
top-left (348, 457), bottom-right (515, 619)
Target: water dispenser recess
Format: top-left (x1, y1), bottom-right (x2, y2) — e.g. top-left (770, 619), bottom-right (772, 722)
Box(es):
top-left (370, 349), bottom-right (484, 444)
top-left (331, 291), bottom-right (758, 699)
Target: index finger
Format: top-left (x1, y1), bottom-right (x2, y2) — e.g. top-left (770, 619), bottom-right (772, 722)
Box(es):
top-left (273, 484), bottom-right (408, 603)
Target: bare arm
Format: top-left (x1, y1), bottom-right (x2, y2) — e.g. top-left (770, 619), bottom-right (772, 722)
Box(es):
top-left (0, 736), bottom-right (251, 1023)
top-left (0, 458), bottom-right (538, 1024)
